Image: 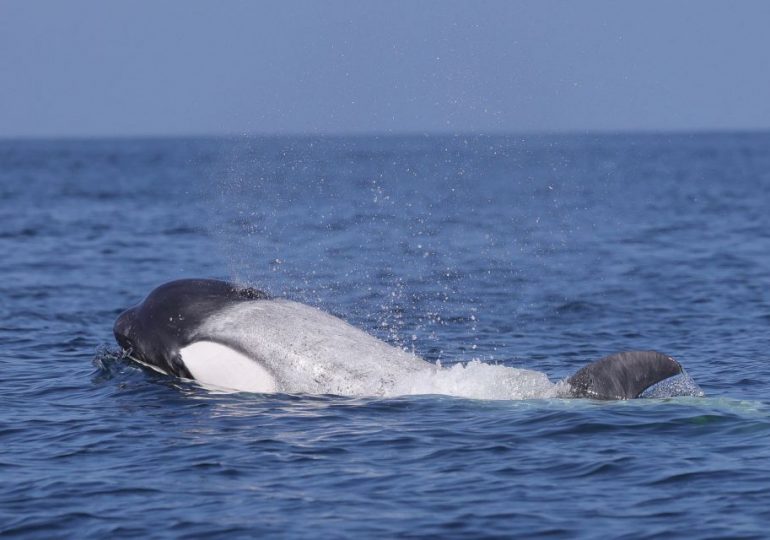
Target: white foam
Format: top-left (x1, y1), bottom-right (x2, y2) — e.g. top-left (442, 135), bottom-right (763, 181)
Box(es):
top-left (180, 341), bottom-right (277, 393)
top-left (390, 360), bottom-right (560, 400)
top-left (190, 300), bottom-right (560, 400)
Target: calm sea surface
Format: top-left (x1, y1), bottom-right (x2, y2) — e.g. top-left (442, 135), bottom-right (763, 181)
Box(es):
top-left (1, 133), bottom-right (770, 538)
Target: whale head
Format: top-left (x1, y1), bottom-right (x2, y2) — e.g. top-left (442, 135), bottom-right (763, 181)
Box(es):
top-left (114, 279), bottom-right (269, 377)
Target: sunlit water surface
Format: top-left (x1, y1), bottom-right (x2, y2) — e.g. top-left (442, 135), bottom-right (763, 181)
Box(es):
top-left (2, 134), bottom-right (770, 538)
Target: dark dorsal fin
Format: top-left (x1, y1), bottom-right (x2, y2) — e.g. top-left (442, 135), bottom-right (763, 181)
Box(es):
top-left (567, 351), bottom-right (683, 400)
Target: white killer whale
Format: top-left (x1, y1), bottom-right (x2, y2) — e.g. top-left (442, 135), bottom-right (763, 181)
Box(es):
top-left (113, 279), bottom-right (703, 399)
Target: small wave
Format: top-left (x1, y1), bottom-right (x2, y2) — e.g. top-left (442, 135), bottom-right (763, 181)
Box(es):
top-left (553, 300), bottom-right (603, 315)
top-left (91, 346), bottom-right (144, 383)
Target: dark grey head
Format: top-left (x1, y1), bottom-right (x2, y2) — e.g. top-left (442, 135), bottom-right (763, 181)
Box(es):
top-left (567, 351), bottom-right (686, 399)
top-left (113, 279), bottom-right (269, 377)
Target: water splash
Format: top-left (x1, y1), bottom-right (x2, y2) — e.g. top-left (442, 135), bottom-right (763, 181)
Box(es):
top-left (638, 371), bottom-right (705, 398)
top-left (389, 360), bottom-right (561, 400)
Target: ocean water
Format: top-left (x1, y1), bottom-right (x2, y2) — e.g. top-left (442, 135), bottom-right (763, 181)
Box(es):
top-left (2, 133), bottom-right (770, 538)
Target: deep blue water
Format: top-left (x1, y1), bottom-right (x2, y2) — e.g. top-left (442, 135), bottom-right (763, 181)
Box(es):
top-left (2, 133), bottom-right (770, 538)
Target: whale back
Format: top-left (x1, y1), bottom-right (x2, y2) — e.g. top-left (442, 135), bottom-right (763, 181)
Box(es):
top-left (191, 299), bottom-right (429, 395)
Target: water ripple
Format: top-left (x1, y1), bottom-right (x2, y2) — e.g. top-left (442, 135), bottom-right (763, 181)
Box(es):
top-left (3, 134), bottom-right (770, 538)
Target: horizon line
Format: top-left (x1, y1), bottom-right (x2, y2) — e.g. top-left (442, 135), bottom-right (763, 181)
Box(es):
top-left (2, 126), bottom-right (770, 143)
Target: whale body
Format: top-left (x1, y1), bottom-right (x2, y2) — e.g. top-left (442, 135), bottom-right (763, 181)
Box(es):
top-left (113, 279), bottom-right (703, 399)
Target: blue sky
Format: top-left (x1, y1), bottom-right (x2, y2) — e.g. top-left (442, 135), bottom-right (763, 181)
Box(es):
top-left (1, 0), bottom-right (769, 137)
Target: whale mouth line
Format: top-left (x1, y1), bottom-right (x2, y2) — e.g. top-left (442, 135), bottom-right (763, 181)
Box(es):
top-left (123, 350), bottom-right (171, 376)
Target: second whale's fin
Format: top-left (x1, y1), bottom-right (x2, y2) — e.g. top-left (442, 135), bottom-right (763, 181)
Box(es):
top-left (567, 351), bottom-right (698, 400)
